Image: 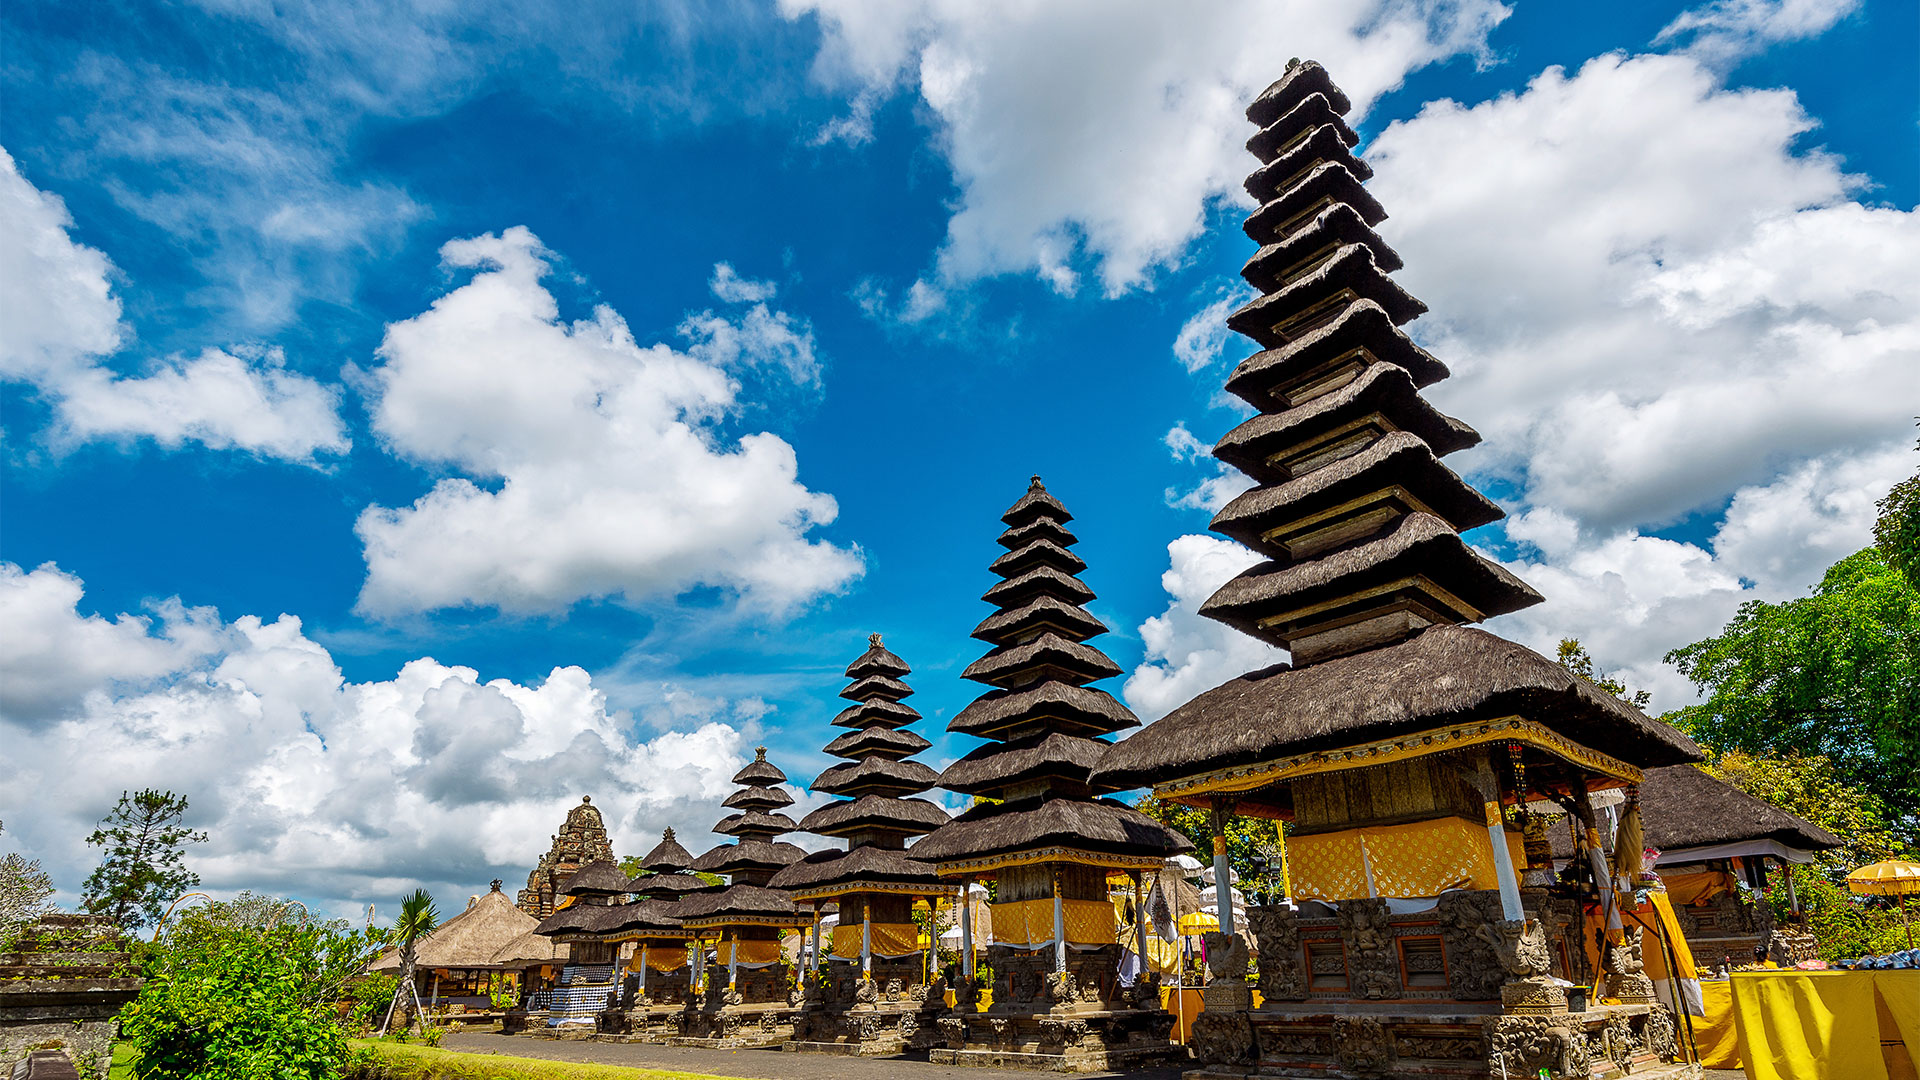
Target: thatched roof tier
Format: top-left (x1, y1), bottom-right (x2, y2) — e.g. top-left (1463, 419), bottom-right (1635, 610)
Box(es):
top-left (1240, 202), bottom-right (1400, 296)
top-left (1247, 60), bottom-right (1353, 128)
top-left (630, 872), bottom-right (708, 898)
top-left (1212, 363), bottom-right (1479, 482)
top-left (732, 748), bottom-right (787, 785)
top-left (797, 793), bottom-right (949, 837)
top-left (675, 883), bottom-right (806, 926)
top-left (722, 784), bottom-right (794, 811)
top-left (841, 674), bottom-right (914, 701)
top-left (562, 860), bottom-right (634, 897)
top-left (1243, 163), bottom-right (1385, 248)
top-left (769, 845), bottom-right (948, 898)
top-left (832, 698), bottom-right (921, 729)
top-left (689, 838), bottom-right (806, 875)
top-left (971, 595), bottom-right (1108, 647)
top-left (1224, 299), bottom-right (1448, 411)
top-left (961, 632), bottom-right (1123, 688)
top-left (369, 885), bottom-right (548, 971)
top-left (998, 517), bottom-right (1079, 551)
top-left (1638, 765), bottom-right (1841, 854)
top-left (939, 731), bottom-right (1108, 796)
top-left (487, 925), bottom-right (566, 968)
top-left (822, 726), bottom-right (931, 761)
top-left (639, 827), bottom-right (694, 872)
top-left (1244, 122), bottom-right (1373, 204)
top-left (845, 636), bottom-right (911, 679)
top-left (912, 796), bottom-right (1195, 866)
top-left (714, 810), bottom-right (799, 837)
top-left (599, 899), bottom-right (686, 937)
top-left (1210, 431), bottom-right (1503, 562)
top-left (1090, 624), bottom-right (1703, 797)
top-left (538, 898), bottom-right (684, 940)
top-left (811, 756), bottom-right (941, 797)
top-left (981, 564), bottom-right (1096, 608)
top-left (1247, 93), bottom-right (1357, 163)
top-left (989, 539), bottom-right (1087, 580)
top-left (1228, 245), bottom-right (1424, 346)
top-left (947, 680), bottom-right (1139, 740)
top-left (1001, 478), bottom-right (1074, 527)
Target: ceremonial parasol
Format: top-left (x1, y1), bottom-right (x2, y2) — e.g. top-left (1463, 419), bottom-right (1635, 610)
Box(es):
top-left (1847, 860), bottom-right (1920, 949)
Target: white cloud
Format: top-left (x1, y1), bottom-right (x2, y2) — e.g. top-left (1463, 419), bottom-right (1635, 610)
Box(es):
top-left (1123, 534), bottom-right (1285, 722)
top-left (354, 226), bottom-right (862, 617)
top-left (0, 147), bottom-right (349, 461)
top-left (783, 0), bottom-right (1511, 297)
top-left (0, 562), bottom-right (795, 914)
top-left (1172, 285), bottom-right (1255, 373)
top-left (1655, 0), bottom-right (1860, 64)
top-left (1162, 423), bottom-right (1256, 514)
top-left (708, 262), bottom-right (779, 304)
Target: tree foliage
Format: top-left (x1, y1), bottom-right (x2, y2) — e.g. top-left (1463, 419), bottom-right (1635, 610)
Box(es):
top-left (1557, 639), bottom-right (1652, 709)
top-left (82, 789), bottom-right (208, 931)
top-left (383, 888), bottom-right (440, 1033)
top-left (1133, 795), bottom-right (1284, 897)
top-left (0, 820), bottom-right (56, 949)
top-left (1875, 434), bottom-right (1920, 591)
top-left (1699, 751), bottom-right (1907, 870)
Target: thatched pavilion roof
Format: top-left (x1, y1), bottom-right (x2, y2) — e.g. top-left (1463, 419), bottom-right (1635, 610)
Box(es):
top-left (368, 883), bottom-right (546, 971)
top-left (1547, 765), bottom-right (1841, 861)
top-left (562, 859), bottom-right (632, 897)
top-left (639, 827), bottom-right (694, 872)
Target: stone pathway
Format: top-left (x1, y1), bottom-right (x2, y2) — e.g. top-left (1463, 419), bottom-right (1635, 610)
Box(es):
top-left (440, 1032), bottom-right (1186, 1080)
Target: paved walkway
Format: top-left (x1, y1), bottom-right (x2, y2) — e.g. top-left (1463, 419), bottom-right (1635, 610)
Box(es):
top-left (441, 1032), bottom-right (1187, 1080)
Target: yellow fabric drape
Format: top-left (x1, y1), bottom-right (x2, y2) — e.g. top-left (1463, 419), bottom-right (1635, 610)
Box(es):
top-left (1644, 891), bottom-right (1698, 980)
top-left (639, 946), bottom-right (687, 973)
top-left (714, 939), bottom-right (783, 966)
top-left (1730, 970), bottom-right (1920, 1080)
top-left (989, 898), bottom-right (1116, 946)
top-left (1662, 869), bottom-right (1737, 906)
top-left (829, 923), bottom-right (922, 959)
top-left (1117, 922), bottom-right (1181, 975)
top-left (1697, 980), bottom-right (1741, 1069)
top-left (1287, 818), bottom-right (1526, 901)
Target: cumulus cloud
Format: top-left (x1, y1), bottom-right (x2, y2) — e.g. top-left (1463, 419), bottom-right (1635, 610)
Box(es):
top-left (1162, 423), bottom-right (1255, 514)
top-left (0, 147), bottom-right (349, 460)
top-left (354, 226), bottom-right (862, 617)
top-left (1172, 285), bottom-right (1255, 373)
top-left (1655, 0), bottom-right (1860, 65)
top-left (1123, 534), bottom-right (1285, 722)
top-left (783, 0), bottom-right (1511, 298)
top-left (0, 562), bottom-right (795, 915)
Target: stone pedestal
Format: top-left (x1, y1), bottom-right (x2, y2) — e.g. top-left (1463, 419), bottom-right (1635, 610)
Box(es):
top-left (0, 915), bottom-right (141, 1080)
top-left (784, 961), bottom-right (947, 1056)
top-left (667, 964), bottom-right (802, 1048)
top-left (924, 945), bottom-right (1181, 1072)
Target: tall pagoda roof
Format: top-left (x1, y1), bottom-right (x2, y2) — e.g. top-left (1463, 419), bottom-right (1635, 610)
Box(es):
top-left (732, 747), bottom-right (787, 785)
top-left (680, 745), bottom-right (808, 927)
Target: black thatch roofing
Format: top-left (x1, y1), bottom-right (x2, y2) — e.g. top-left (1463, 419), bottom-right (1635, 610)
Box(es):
top-left (1247, 60), bottom-right (1352, 128)
top-left (722, 784), bottom-right (794, 810)
top-left (595, 899), bottom-right (684, 935)
top-left (1240, 202), bottom-right (1401, 295)
top-left (1228, 244), bottom-right (1424, 345)
top-left (1244, 122), bottom-right (1373, 204)
top-left (981, 564), bottom-right (1096, 608)
top-left (845, 634), bottom-right (910, 679)
top-left (832, 698), bottom-right (921, 729)
top-left (1090, 625), bottom-right (1704, 794)
top-left (563, 860), bottom-right (633, 897)
top-left (948, 681), bottom-right (1139, 740)
top-left (939, 731), bottom-right (1109, 796)
top-left (1223, 299), bottom-right (1448, 410)
top-left (630, 872), bottom-right (707, 898)
top-left (1001, 476), bottom-right (1072, 527)
top-left (989, 539), bottom-right (1087, 579)
top-left (998, 518), bottom-right (1079, 551)
top-left (1210, 432), bottom-right (1503, 561)
top-left (732, 748), bottom-right (787, 785)
top-left (674, 883), bottom-right (800, 922)
top-left (1212, 364), bottom-right (1479, 481)
top-left (812, 756), bottom-right (941, 797)
top-left (1243, 163), bottom-right (1385, 246)
top-left (534, 902), bottom-right (613, 937)
top-left (714, 810), bottom-right (799, 837)
top-left (1639, 765), bottom-right (1842, 853)
top-left (798, 794), bottom-right (950, 837)
top-left (971, 595), bottom-right (1108, 646)
top-left (841, 674), bottom-right (914, 702)
top-left (640, 827), bottom-right (694, 872)
top-left (1247, 93), bottom-right (1357, 162)
top-left (768, 845), bottom-right (947, 893)
top-left (911, 795), bottom-right (1194, 864)
top-left (689, 839), bottom-right (807, 875)
top-left (961, 632), bottom-right (1123, 687)
top-left (822, 726), bottom-right (931, 761)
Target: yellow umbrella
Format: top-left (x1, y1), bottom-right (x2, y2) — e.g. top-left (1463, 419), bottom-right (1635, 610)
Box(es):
top-left (1177, 911), bottom-right (1219, 935)
top-left (1847, 860), bottom-right (1920, 949)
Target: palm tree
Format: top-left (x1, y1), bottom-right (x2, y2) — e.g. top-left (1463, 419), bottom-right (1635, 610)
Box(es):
top-left (381, 888), bottom-right (440, 1034)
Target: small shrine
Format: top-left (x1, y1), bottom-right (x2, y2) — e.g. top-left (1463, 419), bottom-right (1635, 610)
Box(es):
top-left (518, 796), bottom-right (616, 918)
top-left (1091, 61), bottom-right (1707, 1080)
top-left (771, 634), bottom-right (953, 1055)
top-left (614, 828), bottom-right (706, 1039)
top-left (671, 749), bottom-right (812, 1046)
top-left (912, 477), bottom-right (1195, 1071)
top-left (530, 859), bottom-right (634, 1033)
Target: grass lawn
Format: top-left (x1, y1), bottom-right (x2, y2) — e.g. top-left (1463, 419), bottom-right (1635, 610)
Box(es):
top-left (107, 1043), bottom-right (137, 1080)
top-left (348, 1041), bottom-right (747, 1080)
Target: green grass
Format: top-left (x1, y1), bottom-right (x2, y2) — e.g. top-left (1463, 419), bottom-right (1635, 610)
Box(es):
top-left (107, 1043), bottom-right (138, 1080)
top-left (346, 1041), bottom-right (747, 1080)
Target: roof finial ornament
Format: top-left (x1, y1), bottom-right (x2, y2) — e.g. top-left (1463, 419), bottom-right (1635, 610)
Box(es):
top-left (868, 632), bottom-right (883, 647)
top-left (661, 826), bottom-right (675, 841)
top-left (1029, 474), bottom-right (1045, 491)
top-left (1287, 57), bottom-right (1300, 71)
top-left (490, 878), bottom-right (503, 892)
top-left (581, 794), bottom-right (591, 804)
top-left (755, 746), bottom-right (768, 761)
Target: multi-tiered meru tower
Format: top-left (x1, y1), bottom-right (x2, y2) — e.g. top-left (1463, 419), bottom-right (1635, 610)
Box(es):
top-left (772, 635), bottom-right (953, 1055)
top-left (1094, 61), bottom-right (1706, 1080)
top-left (916, 478), bottom-right (1193, 1071)
top-left (673, 749), bottom-right (811, 1047)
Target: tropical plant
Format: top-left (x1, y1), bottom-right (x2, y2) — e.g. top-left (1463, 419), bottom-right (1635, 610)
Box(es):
top-left (81, 790), bottom-right (208, 931)
top-left (382, 889), bottom-right (440, 1034)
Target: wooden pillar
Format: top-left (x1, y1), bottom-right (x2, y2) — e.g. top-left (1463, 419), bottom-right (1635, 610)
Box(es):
top-left (1131, 870), bottom-right (1149, 980)
top-left (638, 941), bottom-right (649, 994)
top-left (860, 897), bottom-right (873, 978)
top-left (726, 927), bottom-right (738, 989)
top-left (809, 903), bottom-right (821, 975)
top-left (1209, 794), bottom-right (1239, 938)
top-left (959, 881), bottom-right (975, 979)
top-left (1051, 869), bottom-right (1066, 973)
top-left (1473, 754), bottom-right (1524, 921)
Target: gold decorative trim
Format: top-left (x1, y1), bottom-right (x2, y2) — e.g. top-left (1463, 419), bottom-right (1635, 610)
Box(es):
top-left (931, 847), bottom-right (1170, 878)
top-left (1152, 715), bottom-right (1642, 805)
top-left (789, 880), bottom-right (954, 903)
top-left (678, 914), bottom-right (812, 931)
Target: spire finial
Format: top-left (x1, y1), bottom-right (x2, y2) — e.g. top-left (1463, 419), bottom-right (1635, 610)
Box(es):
top-left (581, 795), bottom-right (591, 804)
top-left (662, 826), bottom-right (675, 841)
top-left (868, 632), bottom-right (883, 647)
top-left (755, 746), bottom-right (768, 761)
top-left (490, 878), bottom-right (503, 892)
top-left (1029, 474), bottom-right (1045, 491)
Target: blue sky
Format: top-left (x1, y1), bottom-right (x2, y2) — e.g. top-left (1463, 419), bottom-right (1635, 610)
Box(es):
top-left (3, 0), bottom-right (1914, 918)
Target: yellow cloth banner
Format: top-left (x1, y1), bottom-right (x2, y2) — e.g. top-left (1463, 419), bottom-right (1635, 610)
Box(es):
top-left (1644, 891), bottom-right (1697, 979)
top-left (1730, 970), bottom-right (1920, 1080)
top-left (1287, 818), bottom-right (1525, 901)
top-left (829, 922), bottom-right (922, 959)
top-left (990, 898), bottom-right (1117, 946)
top-left (714, 939), bottom-right (783, 966)
top-left (1697, 980), bottom-right (1741, 1069)
top-left (1117, 921), bottom-right (1181, 975)
top-left (1662, 868), bottom-right (1736, 906)
top-left (637, 946), bottom-right (687, 973)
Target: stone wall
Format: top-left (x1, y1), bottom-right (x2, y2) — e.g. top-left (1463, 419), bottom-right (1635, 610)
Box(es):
top-left (0, 915), bottom-right (141, 1080)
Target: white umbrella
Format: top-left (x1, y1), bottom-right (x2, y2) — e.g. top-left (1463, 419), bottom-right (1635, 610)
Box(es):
top-left (1201, 864), bottom-right (1241, 886)
top-left (1167, 854), bottom-right (1204, 878)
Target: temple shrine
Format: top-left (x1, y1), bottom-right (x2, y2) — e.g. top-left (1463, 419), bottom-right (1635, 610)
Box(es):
top-left (771, 634), bottom-right (954, 1055)
top-left (518, 796), bottom-right (616, 918)
top-left (615, 828), bottom-right (706, 1038)
top-left (671, 749), bottom-right (811, 1046)
top-left (913, 477), bottom-right (1195, 1071)
top-left (1091, 61), bottom-right (1707, 1080)
top-left (529, 860), bottom-right (634, 1032)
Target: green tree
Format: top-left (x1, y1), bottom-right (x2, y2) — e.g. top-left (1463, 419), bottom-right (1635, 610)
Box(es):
top-left (381, 888), bottom-right (440, 1034)
top-left (1, 820), bottom-right (56, 949)
top-left (82, 789), bottom-right (208, 931)
top-left (1875, 430), bottom-right (1920, 590)
top-left (1700, 751), bottom-right (1907, 871)
top-left (1557, 639), bottom-right (1652, 710)
top-left (1132, 795), bottom-right (1284, 899)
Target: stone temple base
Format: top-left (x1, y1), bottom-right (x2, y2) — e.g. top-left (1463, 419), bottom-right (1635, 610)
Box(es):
top-left (927, 1006), bottom-right (1183, 1073)
top-left (667, 1003), bottom-right (802, 1048)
